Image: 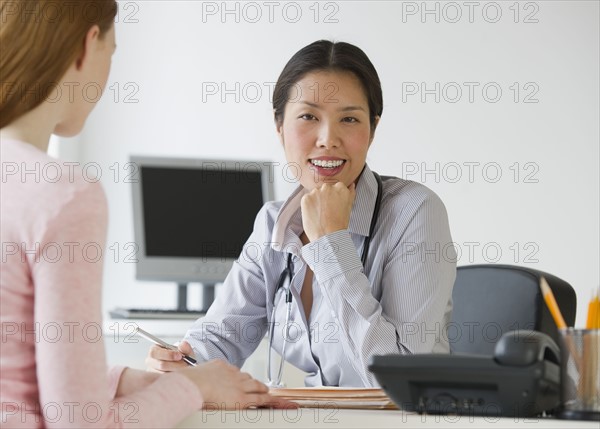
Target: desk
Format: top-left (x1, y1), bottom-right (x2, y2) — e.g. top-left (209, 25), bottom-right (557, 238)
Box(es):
top-left (177, 408), bottom-right (598, 428)
top-left (106, 320), bottom-right (598, 428)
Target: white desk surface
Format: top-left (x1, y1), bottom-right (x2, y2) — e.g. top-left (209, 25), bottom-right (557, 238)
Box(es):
top-left (177, 408), bottom-right (597, 428)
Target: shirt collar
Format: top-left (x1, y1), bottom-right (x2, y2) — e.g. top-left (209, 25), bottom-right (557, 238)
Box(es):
top-left (270, 164), bottom-right (379, 253)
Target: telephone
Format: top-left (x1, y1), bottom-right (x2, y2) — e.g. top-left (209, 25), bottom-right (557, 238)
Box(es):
top-left (368, 330), bottom-right (561, 417)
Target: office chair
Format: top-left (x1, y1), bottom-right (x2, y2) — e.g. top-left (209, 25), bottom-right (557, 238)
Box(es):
top-left (368, 265), bottom-right (577, 417)
top-left (450, 264), bottom-right (577, 355)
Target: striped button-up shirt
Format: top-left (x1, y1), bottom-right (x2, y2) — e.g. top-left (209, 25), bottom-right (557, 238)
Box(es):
top-left (185, 165), bottom-right (456, 387)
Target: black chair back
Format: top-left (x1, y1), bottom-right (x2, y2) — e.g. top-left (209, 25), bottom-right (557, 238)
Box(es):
top-left (450, 264), bottom-right (576, 355)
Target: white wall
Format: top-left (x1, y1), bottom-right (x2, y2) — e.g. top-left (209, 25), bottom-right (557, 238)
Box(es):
top-left (63, 1), bottom-right (598, 329)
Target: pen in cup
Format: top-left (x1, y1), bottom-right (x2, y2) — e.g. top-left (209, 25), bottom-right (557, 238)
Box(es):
top-left (134, 326), bottom-right (197, 366)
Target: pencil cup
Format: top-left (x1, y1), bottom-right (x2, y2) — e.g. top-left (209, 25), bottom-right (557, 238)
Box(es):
top-left (558, 328), bottom-right (600, 421)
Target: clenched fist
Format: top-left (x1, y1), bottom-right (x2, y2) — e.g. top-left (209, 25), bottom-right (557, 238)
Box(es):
top-left (300, 182), bottom-right (356, 242)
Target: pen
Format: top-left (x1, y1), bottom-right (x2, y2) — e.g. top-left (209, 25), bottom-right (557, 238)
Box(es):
top-left (134, 327), bottom-right (197, 366)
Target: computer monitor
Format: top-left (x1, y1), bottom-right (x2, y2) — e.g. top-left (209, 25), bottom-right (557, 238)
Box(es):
top-left (130, 155), bottom-right (275, 312)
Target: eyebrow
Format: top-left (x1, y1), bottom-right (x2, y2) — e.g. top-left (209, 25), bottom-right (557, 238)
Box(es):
top-left (298, 101), bottom-right (366, 112)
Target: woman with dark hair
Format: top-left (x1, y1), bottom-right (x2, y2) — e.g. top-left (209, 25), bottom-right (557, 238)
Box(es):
top-left (147, 40), bottom-right (456, 387)
top-left (0, 1), bottom-right (289, 427)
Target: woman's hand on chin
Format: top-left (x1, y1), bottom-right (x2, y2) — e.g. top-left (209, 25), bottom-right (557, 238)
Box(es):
top-left (300, 181), bottom-right (356, 243)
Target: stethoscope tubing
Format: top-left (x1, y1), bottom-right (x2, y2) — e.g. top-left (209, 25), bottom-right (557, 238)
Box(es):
top-left (267, 171), bottom-right (383, 387)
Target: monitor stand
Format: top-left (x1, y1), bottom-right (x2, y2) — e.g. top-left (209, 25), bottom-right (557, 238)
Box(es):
top-left (177, 283), bottom-right (215, 313)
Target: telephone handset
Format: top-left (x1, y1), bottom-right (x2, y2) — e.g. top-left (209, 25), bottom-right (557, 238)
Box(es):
top-left (494, 330), bottom-right (560, 367)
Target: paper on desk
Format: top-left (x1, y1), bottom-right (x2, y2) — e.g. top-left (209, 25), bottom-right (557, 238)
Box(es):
top-left (269, 387), bottom-right (398, 409)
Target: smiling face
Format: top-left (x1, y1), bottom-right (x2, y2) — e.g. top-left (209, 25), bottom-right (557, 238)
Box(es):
top-left (276, 70), bottom-right (378, 190)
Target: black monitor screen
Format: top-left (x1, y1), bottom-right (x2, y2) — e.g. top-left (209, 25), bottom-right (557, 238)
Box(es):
top-left (140, 165), bottom-right (264, 259)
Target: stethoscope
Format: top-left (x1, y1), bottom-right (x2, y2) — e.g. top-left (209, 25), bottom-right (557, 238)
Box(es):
top-left (266, 171), bottom-right (383, 387)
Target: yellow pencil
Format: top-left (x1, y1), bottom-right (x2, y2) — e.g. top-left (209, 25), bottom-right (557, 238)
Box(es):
top-left (585, 290), bottom-right (599, 330)
top-left (540, 277), bottom-right (583, 372)
top-left (540, 277), bottom-right (567, 329)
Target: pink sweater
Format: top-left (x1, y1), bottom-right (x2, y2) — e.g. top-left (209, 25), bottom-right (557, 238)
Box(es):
top-left (0, 140), bottom-right (203, 428)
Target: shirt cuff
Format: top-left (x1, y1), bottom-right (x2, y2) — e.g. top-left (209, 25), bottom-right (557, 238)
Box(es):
top-left (300, 230), bottom-right (363, 282)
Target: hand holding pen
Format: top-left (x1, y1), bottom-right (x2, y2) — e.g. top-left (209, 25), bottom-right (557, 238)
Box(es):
top-left (136, 327), bottom-right (296, 409)
top-left (135, 327), bottom-right (197, 368)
